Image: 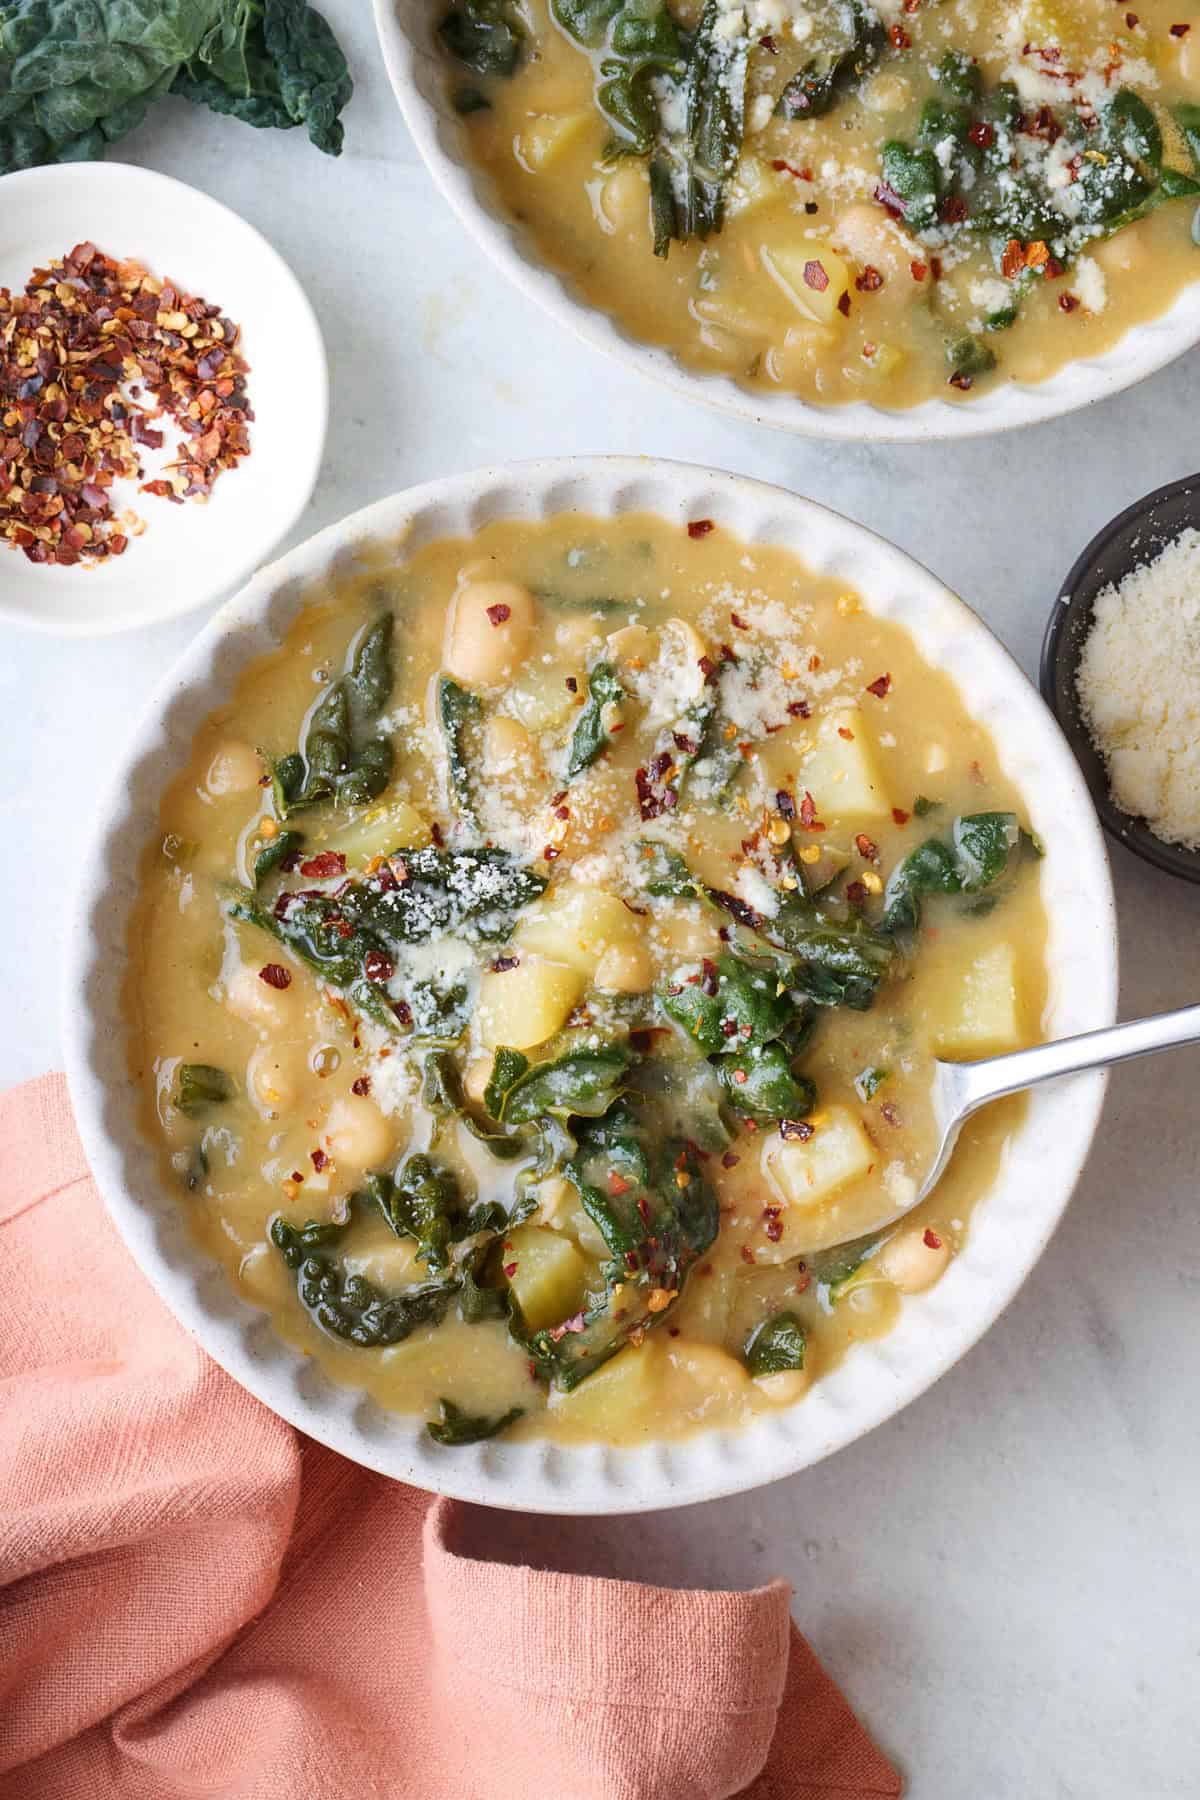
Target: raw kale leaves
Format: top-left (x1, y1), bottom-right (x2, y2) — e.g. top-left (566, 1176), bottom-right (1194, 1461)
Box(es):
top-left (0, 0), bottom-right (353, 175)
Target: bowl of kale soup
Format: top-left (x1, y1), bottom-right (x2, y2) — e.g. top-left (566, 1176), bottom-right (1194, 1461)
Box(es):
top-left (376, 0), bottom-right (1200, 441)
top-left (65, 459), bottom-right (1117, 1512)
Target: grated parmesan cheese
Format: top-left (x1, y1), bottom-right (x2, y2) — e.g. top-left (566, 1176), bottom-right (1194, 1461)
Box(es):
top-left (1077, 528), bottom-right (1200, 848)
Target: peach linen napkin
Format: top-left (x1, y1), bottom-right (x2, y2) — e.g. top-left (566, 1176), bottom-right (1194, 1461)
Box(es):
top-left (0, 1073), bottom-right (902, 1800)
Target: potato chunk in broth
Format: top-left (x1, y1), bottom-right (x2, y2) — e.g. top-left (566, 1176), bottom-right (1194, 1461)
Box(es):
top-left (437, 0), bottom-right (1200, 410)
top-left (128, 514), bottom-right (1046, 1446)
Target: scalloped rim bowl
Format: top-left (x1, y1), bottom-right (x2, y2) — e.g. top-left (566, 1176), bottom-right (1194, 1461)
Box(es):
top-left (64, 458), bottom-right (1117, 1513)
top-left (374, 0), bottom-right (1200, 443)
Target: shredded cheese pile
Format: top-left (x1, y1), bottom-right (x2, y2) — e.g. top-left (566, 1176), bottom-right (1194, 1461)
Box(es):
top-left (1077, 527), bottom-right (1200, 849)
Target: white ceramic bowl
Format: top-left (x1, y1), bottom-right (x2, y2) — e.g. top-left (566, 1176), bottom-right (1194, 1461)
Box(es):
top-left (64, 458), bottom-right (1118, 1513)
top-left (0, 162), bottom-right (327, 635)
top-left (374, 0), bottom-right (1200, 443)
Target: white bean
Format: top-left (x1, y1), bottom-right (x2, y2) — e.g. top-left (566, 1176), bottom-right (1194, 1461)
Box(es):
top-left (444, 580), bottom-right (534, 687)
top-left (754, 1367), bottom-right (811, 1406)
top-left (246, 1043), bottom-right (301, 1115)
top-left (876, 1224), bottom-right (952, 1294)
top-left (225, 962), bottom-right (293, 1031)
top-left (204, 739), bottom-right (262, 797)
top-left (322, 1095), bottom-right (394, 1171)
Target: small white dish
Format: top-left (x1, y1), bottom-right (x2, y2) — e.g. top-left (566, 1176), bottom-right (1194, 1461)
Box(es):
top-left (374, 0), bottom-right (1200, 443)
top-left (64, 457), bottom-right (1118, 1514)
top-left (0, 162), bottom-right (327, 636)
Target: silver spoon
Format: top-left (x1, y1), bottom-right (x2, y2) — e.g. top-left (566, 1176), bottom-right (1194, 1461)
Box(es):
top-left (860, 1003), bottom-right (1200, 1239)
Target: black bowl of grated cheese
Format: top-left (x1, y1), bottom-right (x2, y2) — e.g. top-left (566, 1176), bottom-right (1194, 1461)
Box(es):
top-left (1041, 470), bottom-right (1200, 885)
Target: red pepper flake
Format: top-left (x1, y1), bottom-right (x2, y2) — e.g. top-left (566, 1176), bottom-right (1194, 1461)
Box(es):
top-left (889, 21), bottom-right (911, 47)
top-left (310, 1147), bottom-right (329, 1172)
top-left (875, 179), bottom-right (907, 220)
top-left (259, 963), bottom-right (291, 989)
top-left (298, 850), bottom-right (347, 879)
top-left (1001, 237), bottom-right (1026, 280)
top-left (491, 953), bottom-right (519, 973)
top-left (779, 1119), bottom-right (814, 1142)
top-left (786, 698), bottom-right (811, 719)
top-left (855, 833), bottom-right (879, 861)
top-left (700, 958), bottom-right (719, 997)
top-left (776, 788), bottom-right (797, 820)
top-left (968, 121), bottom-right (995, 148)
top-left (504, 1262), bottom-right (518, 1278)
top-left (543, 844), bottom-right (561, 862)
top-left (799, 790), bottom-right (824, 831)
top-left (350, 1075), bottom-right (371, 1096)
top-left (486, 602), bottom-right (511, 626)
top-left (866, 672), bottom-right (891, 698)
top-left (803, 259), bottom-right (830, 292)
top-left (910, 260), bottom-right (928, 283)
top-left (687, 518), bottom-right (715, 538)
top-left (949, 372), bottom-right (974, 391)
top-left (759, 33), bottom-right (778, 51)
top-left (0, 241), bottom-right (252, 569)
top-left (1059, 292), bottom-right (1080, 312)
top-left (892, 806), bottom-right (911, 825)
top-left (930, 255), bottom-right (943, 281)
top-left (923, 1228), bottom-right (944, 1250)
top-left (845, 879), bottom-right (869, 907)
top-left (730, 611), bottom-right (749, 630)
top-left (547, 1311), bottom-right (587, 1342)
top-left (608, 1170), bottom-right (631, 1197)
top-left (771, 159), bottom-right (813, 180)
top-left (430, 822), bottom-right (445, 848)
top-left (763, 1205), bottom-right (784, 1242)
top-left (1125, 10), bottom-right (1139, 26)
top-left (836, 289), bottom-right (851, 317)
top-left (1170, 21), bottom-right (1190, 34)
top-left (740, 1245), bottom-right (757, 1265)
top-left (363, 949), bottom-right (394, 983)
top-left (837, 726), bottom-right (854, 740)
top-left (855, 265), bottom-right (884, 292)
top-left (732, 1068), bottom-right (748, 1085)
top-left (721, 1151), bottom-right (740, 1169)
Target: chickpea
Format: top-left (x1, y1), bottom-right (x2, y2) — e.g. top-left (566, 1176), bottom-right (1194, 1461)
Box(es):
top-left (876, 1224), bottom-right (953, 1294)
top-left (246, 1043), bottom-right (301, 1116)
top-left (599, 160), bottom-right (649, 235)
top-left (225, 962), bottom-right (292, 1031)
top-left (754, 1366), bottom-right (812, 1406)
top-left (832, 201), bottom-right (919, 286)
top-left (483, 714), bottom-right (540, 781)
top-left (322, 1094), bottom-right (394, 1171)
top-left (594, 940), bottom-right (654, 994)
top-left (204, 739), bottom-right (262, 797)
top-left (444, 579), bottom-right (535, 687)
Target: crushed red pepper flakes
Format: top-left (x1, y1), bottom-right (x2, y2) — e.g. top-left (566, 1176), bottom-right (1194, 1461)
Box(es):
top-left (259, 963), bottom-right (291, 990)
top-left (866, 672), bottom-right (892, 698)
top-left (1170, 20), bottom-right (1190, 33)
top-left (0, 240), bottom-right (251, 567)
top-left (855, 265), bottom-right (884, 292)
top-left (350, 1075), bottom-right (371, 1096)
top-left (855, 832), bottom-right (880, 862)
top-left (687, 517), bottom-right (715, 538)
top-left (1059, 292), bottom-right (1081, 312)
top-left (924, 1228), bottom-right (944, 1249)
top-left (892, 806), bottom-right (911, 825)
top-left (298, 851), bottom-right (346, 879)
top-left (363, 949), bottom-right (395, 983)
top-left (803, 259), bottom-right (829, 292)
top-left (311, 1147), bottom-right (330, 1172)
top-left (486, 602), bottom-right (511, 626)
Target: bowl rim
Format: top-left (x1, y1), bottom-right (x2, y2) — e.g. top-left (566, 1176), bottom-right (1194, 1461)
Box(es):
top-left (63, 455), bottom-right (1119, 1514)
top-left (1040, 468), bottom-right (1200, 884)
top-left (374, 0), bottom-right (1200, 445)
top-left (0, 160), bottom-right (329, 638)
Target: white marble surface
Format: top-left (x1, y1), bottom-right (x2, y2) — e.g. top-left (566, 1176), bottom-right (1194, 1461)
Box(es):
top-left (3, 5), bottom-right (1199, 1793)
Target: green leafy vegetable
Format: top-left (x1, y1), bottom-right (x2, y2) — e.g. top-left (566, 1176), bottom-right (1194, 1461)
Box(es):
top-left (173, 1063), bottom-right (233, 1118)
top-left (359, 1156), bottom-right (463, 1274)
top-left (270, 613), bottom-right (394, 818)
top-left (552, 0), bottom-right (683, 156)
top-left (854, 1064), bottom-right (889, 1102)
top-left (438, 0), bottom-right (524, 77)
top-left (565, 659), bottom-right (625, 780)
top-left (775, 0), bottom-right (883, 121)
top-left (502, 1046), bottom-right (634, 1124)
top-left (422, 1049), bottom-right (529, 1160)
top-left (427, 1398), bottom-right (524, 1445)
top-left (715, 1041), bottom-right (815, 1124)
top-left (660, 950), bottom-right (817, 1127)
top-left (253, 828), bottom-right (303, 888)
top-left (636, 840), bottom-right (698, 898)
top-left (438, 675), bottom-right (482, 829)
top-left (482, 1046), bottom-right (530, 1119)
top-left (882, 812), bottom-right (1029, 938)
top-left (745, 1311), bottom-right (806, 1376)
top-left (0, 0), bottom-right (352, 175)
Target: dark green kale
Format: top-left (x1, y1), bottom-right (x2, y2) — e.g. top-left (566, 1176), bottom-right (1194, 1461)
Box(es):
top-left (500, 1046), bottom-right (634, 1124)
top-left (358, 1156), bottom-right (463, 1274)
top-left (173, 1062), bottom-right (233, 1118)
top-left (482, 1046), bottom-right (531, 1119)
top-left (659, 950), bottom-right (816, 1126)
top-left (270, 1210), bottom-right (460, 1347)
top-left (253, 828), bottom-right (304, 888)
top-left (854, 1064), bottom-right (889, 1102)
top-left (565, 659), bottom-right (625, 780)
top-left (635, 840), bottom-right (698, 898)
top-left (649, 0), bottom-right (748, 253)
top-left (523, 1116), bottom-right (718, 1390)
top-left (745, 1311), bottom-right (806, 1375)
top-left (882, 811), bottom-right (1033, 939)
top-left (775, 0), bottom-right (884, 121)
top-left (438, 0), bottom-right (525, 77)
top-left (422, 1048), bottom-right (530, 1160)
top-left (552, 0), bottom-right (684, 154)
top-left (269, 612), bottom-right (394, 818)
top-left (0, 0), bottom-right (352, 175)
top-left (437, 675), bottom-right (482, 830)
top-left (427, 1398), bottom-right (524, 1445)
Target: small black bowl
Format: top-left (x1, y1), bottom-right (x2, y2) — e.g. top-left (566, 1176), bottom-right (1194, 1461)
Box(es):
top-left (1040, 470), bottom-right (1200, 885)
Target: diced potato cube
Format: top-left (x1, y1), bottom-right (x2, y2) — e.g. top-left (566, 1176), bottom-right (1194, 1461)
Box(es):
top-left (516, 886), bottom-right (636, 977)
top-left (932, 943), bottom-right (1023, 1059)
top-left (794, 707), bottom-right (889, 821)
top-left (507, 666), bottom-right (578, 731)
top-left (761, 242), bottom-right (852, 326)
top-left (549, 1339), bottom-right (661, 1433)
top-left (515, 112), bottom-right (590, 172)
top-left (477, 955), bottom-right (585, 1049)
top-left (762, 1106), bottom-right (876, 1211)
top-left (319, 798), bottom-right (430, 865)
top-left (504, 1224), bottom-right (591, 1330)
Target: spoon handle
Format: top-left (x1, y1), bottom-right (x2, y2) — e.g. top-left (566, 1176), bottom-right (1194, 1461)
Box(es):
top-left (952, 1003), bottom-right (1200, 1115)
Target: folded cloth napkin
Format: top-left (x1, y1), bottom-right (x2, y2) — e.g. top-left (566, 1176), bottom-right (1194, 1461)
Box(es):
top-left (0, 1074), bottom-right (902, 1800)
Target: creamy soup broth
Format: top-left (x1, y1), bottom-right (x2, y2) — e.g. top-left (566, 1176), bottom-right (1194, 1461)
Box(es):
top-left (128, 513), bottom-right (1046, 1445)
top-left (440, 0), bottom-right (1200, 408)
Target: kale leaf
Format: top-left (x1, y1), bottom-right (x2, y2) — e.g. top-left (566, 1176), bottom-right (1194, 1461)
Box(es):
top-left (501, 1046), bottom-right (634, 1124)
top-left (565, 659), bottom-right (625, 780)
top-left (270, 613), bottom-right (395, 817)
top-left (173, 1062), bottom-right (233, 1117)
top-left (439, 0), bottom-right (525, 77)
top-left (173, 0), bottom-right (353, 155)
top-left (775, 0), bottom-right (883, 121)
top-left (882, 811), bottom-right (1032, 939)
top-left (437, 675), bottom-right (481, 830)
top-left (745, 1311), bottom-right (806, 1375)
top-left (427, 1398), bottom-right (524, 1445)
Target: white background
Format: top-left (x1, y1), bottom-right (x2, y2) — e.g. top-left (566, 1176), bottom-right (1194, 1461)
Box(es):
top-left (3, 4), bottom-right (1198, 1794)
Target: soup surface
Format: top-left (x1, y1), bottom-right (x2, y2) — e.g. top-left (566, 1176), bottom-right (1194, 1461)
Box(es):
top-left (129, 512), bottom-right (1046, 1446)
top-left (436, 0), bottom-right (1200, 408)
